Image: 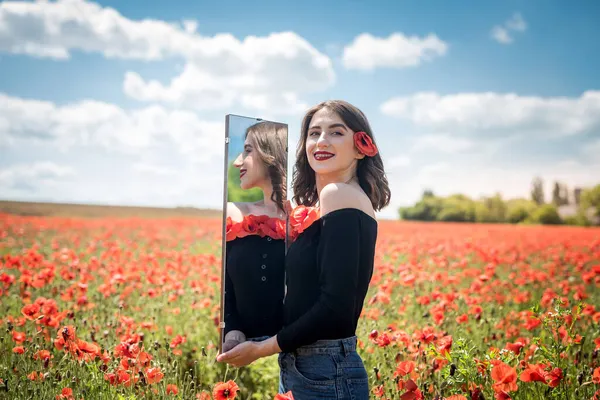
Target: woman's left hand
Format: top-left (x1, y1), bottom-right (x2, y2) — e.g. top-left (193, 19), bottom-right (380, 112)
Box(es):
top-left (216, 336), bottom-right (281, 367)
top-left (216, 341), bottom-right (261, 367)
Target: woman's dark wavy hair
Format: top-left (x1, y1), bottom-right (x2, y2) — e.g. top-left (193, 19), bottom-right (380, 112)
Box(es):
top-left (245, 121), bottom-right (288, 214)
top-left (292, 100), bottom-right (391, 211)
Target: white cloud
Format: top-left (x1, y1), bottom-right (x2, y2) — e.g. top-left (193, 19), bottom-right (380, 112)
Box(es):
top-left (582, 138), bottom-right (600, 159)
top-left (506, 13), bottom-right (527, 32)
top-left (491, 27), bottom-right (512, 44)
top-left (491, 13), bottom-right (527, 44)
top-left (0, 93), bottom-right (224, 160)
top-left (410, 134), bottom-right (475, 154)
top-left (380, 90), bottom-right (600, 137)
top-left (0, 0), bottom-right (334, 114)
top-left (123, 31), bottom-right (332, 114)
top-left (0, 0), bottom-right (215, 61)
top-left (132, 162), bottom-right (178, 176)
top-left (0, 161), bottom-right (76, 194)
top-left (387, 155), bottom-right (411, 168)
top-left (342, 32), bottom-right (448, 70)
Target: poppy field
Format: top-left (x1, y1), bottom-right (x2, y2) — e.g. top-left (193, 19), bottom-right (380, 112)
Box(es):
top-left (1, 211), bottom-right (599, 400)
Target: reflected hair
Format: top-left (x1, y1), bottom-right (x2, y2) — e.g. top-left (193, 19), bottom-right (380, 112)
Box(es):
top-left (292, 100), bottom-right (391, 211)
top-left (245, 121), bottom-right (288, 214)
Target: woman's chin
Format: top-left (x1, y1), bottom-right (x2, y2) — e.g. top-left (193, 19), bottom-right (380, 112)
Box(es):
top-left (309, 163), bottom-right (336, 175)
top-left (240, 180), bottom-right (256, 191)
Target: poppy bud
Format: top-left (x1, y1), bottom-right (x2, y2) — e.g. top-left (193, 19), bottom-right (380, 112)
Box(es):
top-left (138, 370), bottom-right (146, 385)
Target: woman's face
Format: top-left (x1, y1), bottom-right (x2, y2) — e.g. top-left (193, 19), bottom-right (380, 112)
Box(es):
top-left (305, 107), bottom-right (364, 176)
top-left (233, 133), bottom-right (268, 190)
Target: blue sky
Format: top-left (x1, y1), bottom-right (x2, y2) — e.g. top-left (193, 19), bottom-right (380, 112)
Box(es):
top-left (1, 0), bottom-right (599, 219)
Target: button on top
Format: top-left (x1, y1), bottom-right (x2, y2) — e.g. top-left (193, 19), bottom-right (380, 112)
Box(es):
top-left (267, 237), bottom-right (272, 242)
top-left (262, 254), bottom-right (268, 259)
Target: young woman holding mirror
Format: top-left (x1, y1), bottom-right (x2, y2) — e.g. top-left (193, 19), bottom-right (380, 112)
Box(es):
top-left (223, 120), bottom-right (288, 352)
top-left (218, 100), bottom-right (391, 400)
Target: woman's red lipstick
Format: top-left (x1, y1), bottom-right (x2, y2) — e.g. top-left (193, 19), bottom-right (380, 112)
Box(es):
top-left (314, 151), bottom-right (334, 161)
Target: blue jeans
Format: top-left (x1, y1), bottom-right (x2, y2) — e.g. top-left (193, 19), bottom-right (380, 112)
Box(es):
top-left (277, 336), bottom-right (369, 400)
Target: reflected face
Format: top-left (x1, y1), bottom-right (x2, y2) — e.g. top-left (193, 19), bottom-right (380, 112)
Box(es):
top-left (233, 133), bottom-right (268, 190)
top-left (306, 107), bottom-right (364, 175)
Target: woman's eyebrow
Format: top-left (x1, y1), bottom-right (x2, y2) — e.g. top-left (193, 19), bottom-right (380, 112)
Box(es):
top-left (309, 123), bottom-right (347, 130)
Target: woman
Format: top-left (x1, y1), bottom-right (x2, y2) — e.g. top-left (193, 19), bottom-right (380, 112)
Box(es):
top-left (218, 100), bottom-right (391, 399)
top-left (223, 121), bottom-right (288, 352)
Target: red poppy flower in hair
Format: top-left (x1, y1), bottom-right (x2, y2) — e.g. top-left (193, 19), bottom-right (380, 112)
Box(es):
top-left (353, 131), bottom-right (378, 157)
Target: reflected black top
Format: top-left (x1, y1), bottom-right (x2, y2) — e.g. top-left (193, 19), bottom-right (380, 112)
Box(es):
top-left (276, 208), bottom-right (378, 353)
top-left (224, 234), bottom-right (285, 339)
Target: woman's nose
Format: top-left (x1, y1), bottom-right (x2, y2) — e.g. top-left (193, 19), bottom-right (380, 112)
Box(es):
top-left (315, 132), bottom-right (328, 148)
top-left (233, 153), bottom-right (243, 167)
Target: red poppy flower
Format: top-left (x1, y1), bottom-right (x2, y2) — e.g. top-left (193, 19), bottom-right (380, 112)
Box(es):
top-left (274, 392), bottom-right (295, 400)
top-left (225, 217), bottom-right (242, 241)
top-left (213, 380), bottom-right (239, 400)
top-left (519, 363), bottom-right (547, 383)
top-left (354, 131), bottom-right (378, 157)
top-left (166, 384), bottom-right (178, 395)
top-left (21, 303), bottom-right (40, 320)
top-left (238, 215), bottom-right (261, 238)
top-left (56, 387), bottom-right (74, 400)
top-left (491, 362), bottom-right (518, 394)
top-left (259, 217), bottom-right (286, 240)
top-left (289, 205), bottom-right (320, 238)
top-left (144, 367), bottom-right (164, 384)
top-left (227, 215), bottom-right (285, 241)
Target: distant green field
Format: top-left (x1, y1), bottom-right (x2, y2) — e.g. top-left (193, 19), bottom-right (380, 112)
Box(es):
top-left (0, 200), bottom-right (222, 219)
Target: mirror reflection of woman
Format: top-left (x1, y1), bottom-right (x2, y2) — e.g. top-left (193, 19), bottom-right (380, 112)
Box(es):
top-left (223, 121), bottom-right (288, 352)
top-left (218, 100), bottom-right (391, 400)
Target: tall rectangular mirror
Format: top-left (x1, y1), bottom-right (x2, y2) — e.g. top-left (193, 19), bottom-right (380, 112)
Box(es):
top-left (219, 114), bottom-right (289, 354)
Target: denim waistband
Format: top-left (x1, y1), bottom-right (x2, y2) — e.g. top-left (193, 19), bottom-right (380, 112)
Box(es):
top-left (247, 335), bottom-right (270, 342)
top-left (293, 336), bottom-right (357, 356)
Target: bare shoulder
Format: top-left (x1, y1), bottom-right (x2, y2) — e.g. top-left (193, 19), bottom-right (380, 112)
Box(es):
top-left (319, 183), bottom-right (375, 219)
top-left (226, 202), bottom-right (248, 222)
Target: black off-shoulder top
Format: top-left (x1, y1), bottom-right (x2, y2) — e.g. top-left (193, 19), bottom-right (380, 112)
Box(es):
top-left (276, 208), bottom-right (378, 353)
top-left (224, 234), bottom-right (285, 339)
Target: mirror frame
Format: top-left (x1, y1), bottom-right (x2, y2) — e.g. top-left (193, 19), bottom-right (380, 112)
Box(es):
top-left (218, 114), bottom-right (289, 354)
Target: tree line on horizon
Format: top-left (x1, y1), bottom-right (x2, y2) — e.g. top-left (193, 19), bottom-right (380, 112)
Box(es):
top-left (398, 177), bottom-right (600, 226)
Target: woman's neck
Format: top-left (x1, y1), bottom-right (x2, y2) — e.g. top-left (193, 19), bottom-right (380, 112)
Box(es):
top-left (315, 165), bottom-right (358, 200)
top-left (256, 182), bottom-right (283, 217)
